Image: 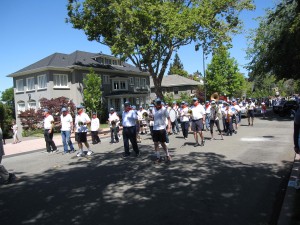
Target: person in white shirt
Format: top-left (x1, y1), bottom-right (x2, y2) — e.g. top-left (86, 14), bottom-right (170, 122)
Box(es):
top-left (152, 98), bottom-right (171, 162)
top-left (246, 99), bottom-right (256, 126)
top-left (11, 121), bottom-right (20, 144)
top-left (108, 108), bottom-right (120, 143)
top-left (91, 112), bottom-right (101, 144)
top-left (137, 106), bottom-right (148, 135)
top-left (122, 102), bottom-right (140, 157)
top-left (171, 101), bottom-right (180, 134)
top-left (60, 107), bottom-right (75, 154)
top-left (224, 103), bottom-right (234, 136)
top-left (43, 108), bottom-right (58, 153)
top-left (179, 101), bottom-right (190, 140)
top-left (74, 105), bottom-right (92, 157)
top-left (204, 101), bottom-right (211, 131)
top-left (190, 98), bottom-right (206, 147)
top-left (232, 100), bottom-right (241, 133)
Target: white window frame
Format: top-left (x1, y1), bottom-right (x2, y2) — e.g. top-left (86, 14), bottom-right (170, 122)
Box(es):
top-left (129, 77), bottom-right (134, 85)
top-left (53, 74), bottom-right (68, 87)
top-left (26, 77), bottom-right (35, 91)
top-left (17, 101), bottom-right (25, 113)
top-left (37, 74), bottom-right (47, 89)
top-left (135, 77), bottom-right (140, 88)
top-left (16, 79), bottom-right (24, 92)
top-left (28, 100), bottom-right (36, 110)
top-left (112, 79), bottom-right (128, 91)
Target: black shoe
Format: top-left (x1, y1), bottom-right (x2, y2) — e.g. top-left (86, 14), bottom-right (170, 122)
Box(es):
top-left (69, 149), bottom-right (76, 153)
top-left (109, 141), bottom-right (114, 144)
top-left (234, 131), bottom-right (237, 134)
top-left (4, 173), bottom-right (16, 184)
top-left (123, 153), bottom-right (130, 158)
top-left (136, 151), bottom-right (141, 157)
top-left (194, 143), bottom-right (200, 147)
top-left (116, 140), bottom-right (119, 143)
top-left (201, 140), bottom-right (205, 146)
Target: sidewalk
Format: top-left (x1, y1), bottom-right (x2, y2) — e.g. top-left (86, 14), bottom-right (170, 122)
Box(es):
top-left (3, 128), bottom-right (113, 157)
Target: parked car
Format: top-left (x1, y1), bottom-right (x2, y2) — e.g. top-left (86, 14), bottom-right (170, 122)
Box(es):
top-left (273, 100), bottom-right (299, 117)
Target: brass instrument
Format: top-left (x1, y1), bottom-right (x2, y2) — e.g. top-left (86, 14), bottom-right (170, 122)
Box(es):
top-left (210, 92), bottom-right (220, 102)
top-left (142, 112), bottom-right (148, 119)
top-left (111, 120), bottom-right (117, 128)
top-left (188, 109), bottom-right (193, 115)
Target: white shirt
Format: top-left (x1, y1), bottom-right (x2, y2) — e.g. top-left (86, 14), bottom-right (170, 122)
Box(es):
top-left (179, 107), bottom-right (190, 122)
top-left (153, 107), bottom-right (169, 130)
top-left (190, 104), bottom-right (206, 120)
top-left (122, 110), bottom-right (137, 127)
top-left (60, 114), bottom-right (73, 131)
top-left (108, 112), bottom-right (120, 127)
top-left (75, 112), bottom-right (90, 133)
top-left (44, 115), bottom-right (54, 129)
top-left (205, 105), bottom-right (211, 114)
top-left (247, 102), bottom-right (256, 110)
top-left (91, 117), bottom-right (100, 131)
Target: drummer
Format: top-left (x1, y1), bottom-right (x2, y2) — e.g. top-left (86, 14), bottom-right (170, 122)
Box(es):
top-left (171, 101), bottom-right (180, 134)
top-left (137, 105), bottom-right (148, 135)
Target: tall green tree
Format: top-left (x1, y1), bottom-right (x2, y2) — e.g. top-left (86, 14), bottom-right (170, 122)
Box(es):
top-left (83, 69), bottom-right (102, 115)
top-left (205, 46), bottom-right (246, 98)
top-left (168, 53), bottom-right (188, 77)
top-left (247, 0), bottom-right (300, 81)
top-left (67, 0), bottom-right (254, 100)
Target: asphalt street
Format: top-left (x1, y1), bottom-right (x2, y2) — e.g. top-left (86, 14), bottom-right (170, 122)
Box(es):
top-left (0, 115), bottom-right (295, 225)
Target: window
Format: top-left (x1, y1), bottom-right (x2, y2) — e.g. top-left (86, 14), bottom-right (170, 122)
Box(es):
top-left (103, 75), bottom-right (109, 84)
top-left (129, 77), bottom-right (134, 85)
top-left (105, 58), bottom-right (112, 64)
top-left (28, 100), bottom-right (36, 110)
top-left (112, 60), bottom-right (117, 65)
top-left (16, 79), bottom-right (24, 92)
top-left (98, 57), bottom-right (104, 64)
top-left (17, 101), bottom-right (25, 112)
top-left (135, 77), bottom-right (140, 88)
top-left (26, 77), bottom-right (35, 91)
top-left (37, 75), bottom-right (47, 89)
top-left (174, 88), bottom-right (179, 95)
top-left (141, 78), bottom-right (146, 88)
top-left (54, 74), bottom-right (68, 87)
top-left (112, 80), bottom-right (128, 91)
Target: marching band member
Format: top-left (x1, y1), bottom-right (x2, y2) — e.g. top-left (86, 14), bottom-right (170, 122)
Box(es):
top-left (147, 104), bottom-right (155, 137)
top-left (171, 101), bottom-right (180, 134)
top-left (137, 106), bottom-right (148, 135)
top-left (190, 97), bottom-right (206, 147)
top-left (224, 102), bottom-right (234, 136)
top-left (179, 101), bottom-right (190, 140)
top-left (204, 101), bottom-right (211, 131)
top-left (108, 108), bottom-right (120, 143)
top-left (246, 99), bottom-right (256, 126)
top-left (209, 101), bottom-right (224, 140)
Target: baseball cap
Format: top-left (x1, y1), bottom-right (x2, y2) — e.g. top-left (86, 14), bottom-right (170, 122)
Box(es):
top-left (211, 101), bottom-right (216, 105)
top-left (181, 101), bottom-right (185, 104)
top-left (155, 98), bottom-right (162, 104)
top-left (76, 104), bottom-right (84, 109)
top-left (43, 108), bottom-right (49, 112)
top-left (173, 101), bottom-right (177, 104)
top-left (92, 112), bottom-right (97, 115)
top-left (110, 108), bottom-right (115, 111)
top-left (124, 101), bottom-right (130, 106)
top-left (61, 107), bottom-right (67, 112)
top-left (193, 97), bottom-right (198, 101)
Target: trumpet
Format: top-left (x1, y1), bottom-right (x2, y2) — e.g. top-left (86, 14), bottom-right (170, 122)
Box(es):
top-left (188, 109), bottom-right (193, 115)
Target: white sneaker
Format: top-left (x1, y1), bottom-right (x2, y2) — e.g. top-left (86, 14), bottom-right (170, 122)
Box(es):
top-left (76, 152), bottom-right (83, 157)
top-left (87, 150), bottom-right (93, 156)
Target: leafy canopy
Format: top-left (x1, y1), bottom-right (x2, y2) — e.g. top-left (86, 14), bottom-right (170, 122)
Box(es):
top-left (246, 0), bottom-right (300, 80)
top-left (205, 45), bottom-right (246, 98)
top-left (67, 0), bottom-right (254, 99)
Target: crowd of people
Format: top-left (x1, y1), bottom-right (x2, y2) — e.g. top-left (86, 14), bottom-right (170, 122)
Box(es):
top-left (38, 98), bottom-right (261, 163)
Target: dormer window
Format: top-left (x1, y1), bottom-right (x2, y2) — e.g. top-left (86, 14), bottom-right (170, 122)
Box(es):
top-left (105, 58), bottom-right (112, 64)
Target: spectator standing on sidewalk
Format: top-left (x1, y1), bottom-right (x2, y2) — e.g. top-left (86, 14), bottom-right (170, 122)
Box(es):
top-left (43, 108), bottom-right (58, 153)
top-left (60, 107), bottom-right (75, 154)
top-left (0, 127), bottom-right (16, 184)
top-left (11, 121), bottom-right (20, 144)
top-left (121, 102), bottom-right (140, 157)
top-left (91, 112), bottom-right (101, 144)
top-left (75, 105), bottom-right (93, 157)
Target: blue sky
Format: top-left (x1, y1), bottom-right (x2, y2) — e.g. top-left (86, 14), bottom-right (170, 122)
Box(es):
top-left (0, 0), bottom-right (276, 93)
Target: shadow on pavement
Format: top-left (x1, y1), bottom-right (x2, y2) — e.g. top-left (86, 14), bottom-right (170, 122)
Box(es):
top-left (0, 145), bottom-right (292, 225)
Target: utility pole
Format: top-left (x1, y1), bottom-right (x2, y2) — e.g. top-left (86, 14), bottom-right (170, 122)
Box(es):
top-left (195, 44), bottom-right (206, 102)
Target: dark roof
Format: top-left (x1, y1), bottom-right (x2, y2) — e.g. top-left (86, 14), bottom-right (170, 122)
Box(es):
top-left (150, 75), bottom-right (201, 88)
top-left (8, 50), bottom-right (145, 77)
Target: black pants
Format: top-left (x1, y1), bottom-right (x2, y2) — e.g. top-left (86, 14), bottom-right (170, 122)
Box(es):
top-left (91, 131), bottom-right (100, 143)
top-left (210, 120), bottom-right (222, 134)
top-left (122, 126), bottom-right (139, 155)
top-left (110, 127), bottom-right (119, 143)
top-left (44, 129), bottom-right (57, 152)
top-left (181, 121), bottom-right (189, 138)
